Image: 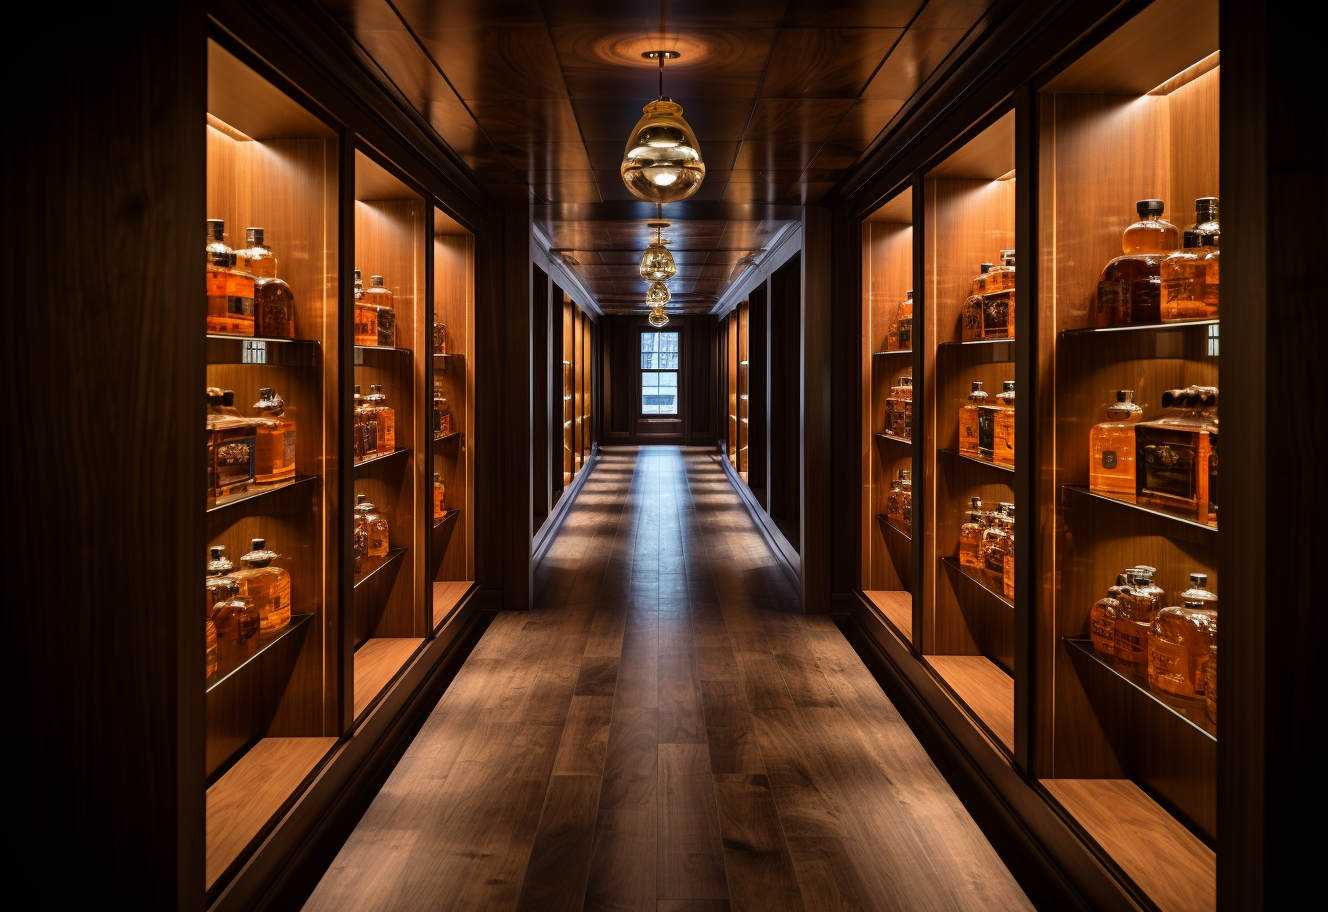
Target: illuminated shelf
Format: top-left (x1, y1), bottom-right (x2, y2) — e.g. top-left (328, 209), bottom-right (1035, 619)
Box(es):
top-left (353, 547), bottom-right (406, 591)
top-left (355, 344), bottom-right (412, 355)
top-left (1060, 318), bottom-right (1218, 338)
top-left (940, 447), bottom-right (1014, 474)
top-left (1064, 638), bottom-right (1216, 740)
top-left (875, 513), bottom-right (911, 543)
top-left (206, 334), bottom-right (319, 366)
top-left (206, 612), bottom-right (314, 694)
top-left (353, 447), bottom-right (410, 473)
top-left (432, 508), bottom-right (460, 531)
top-left (434, 430), bottom-right (463, 444)
top-left (941, 556), bottom-right (1013, 610)
top-left (872, 349), bottom-right (913, 356)
top-left (876, 431), bottom-right (913, 447)
top-left (1063, 484), bottom-right (1217, 535)
top-left (208, 475), bottom-right (317, 515)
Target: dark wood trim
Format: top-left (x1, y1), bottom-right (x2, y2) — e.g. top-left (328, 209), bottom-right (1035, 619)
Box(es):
top-left (801, 207), bottom-right (833, 614)
top-left (721, 453), bottom-right (801, 592)
top-left (533, 452), bottom-right (600, 569)
top-left (500, 203), bottom-right (533, 611)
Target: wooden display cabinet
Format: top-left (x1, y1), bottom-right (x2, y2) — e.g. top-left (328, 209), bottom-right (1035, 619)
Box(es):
top-left (431, 209), bottom-right (474, 622)
top-left (351, 150), bottom-right (427, 720)
top-left (921, 109), bottom-right (1018, 754)
top-left (562, 295), bottom-right (575, 488)
top-left (203, 38), bottom-right (341, 896)
top-left (737, 300), bottom-right (750, 481)
top-left (1034, 1), bottom-right (1219, 908)
top-left (725, 308), bottom-right (739, 469)
top-left (861, 188), bottom-right (914, 638)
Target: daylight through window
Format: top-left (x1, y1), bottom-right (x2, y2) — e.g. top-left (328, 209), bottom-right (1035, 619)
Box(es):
top-left (641, 331), bottom-right (680, 415)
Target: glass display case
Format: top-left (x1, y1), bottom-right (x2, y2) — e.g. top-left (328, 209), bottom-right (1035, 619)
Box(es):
top-left (202, 38), bottom-right (341, 896)
top-left (430, 209), bottom-right (474, 626)
top-left (921, 109), bottom-right (1018, 754)
top-left (861, 188), bottom-right (914, 639)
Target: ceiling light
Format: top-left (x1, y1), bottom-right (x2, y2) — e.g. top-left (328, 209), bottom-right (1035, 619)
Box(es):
top-left (648, 305), bottom-right (669, 327)
top-left (621, 49), bottom-right (705, 204)
top-left (639, 221), bottom-right (676, 282)
top-left (646, 281), bottom-right (671, 306)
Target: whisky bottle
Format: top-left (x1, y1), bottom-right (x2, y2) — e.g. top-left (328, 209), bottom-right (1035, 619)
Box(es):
top-left (958, 497), bottom-right (985, 570)
top-left (900, 472), bottom-right (914, 534)
top-left (993, 381), bottom-right (1015, 466)
top-left (886, 320), bottom-right (900, 353)
top-left (353, 270), bottom-right (378, 346)
top-left (885, 470), bottom-right (910, 527)
top-left (252, 388), bottom-right (296, 485)
top-left (205, 219), bottom-right (255, 336)
top-left (959, 382), bottom-right (987, 456)
top-left (433, 472), bottom-right (446, 519)
top-left (232, 539), bottom-right (291, 632)
top-left (981, 504), bottom-right (1011, 585)
top-left (1204, 639), bottom-right (1217, 729)
top-left (979, 252), bottom-right (1015, 340)
top-left (1002, 507), bottom-right (1015, 600)
top-left (352, 519), bottom-right (368, 579)
top-left (434, 322), bottom-right (447, 355)
top-left (368, 275), bottom-right (396, 348)
top-left (241, 228), bottom-right (296, 338)
top-left (205, 610), bottom-right (219, 679)
top-left (354, 494), bottom-right (391, 566)
top-left (992, 251), bottom-right (1016, 292)
top-left (206, 544), bottom-right (234, 578)
top-left (207, 389), bottom-right (256, 501)
top-left (1180, 572), bottom-right (1218, 609)
top-left (372, 384), bottom-right (396, 454)
top-left (1114, 567), bottom-right (1165, 679)
top-left (1160, 199), bottom-right (1219, 322)
top-left (354, 384), bottom-right (378, 460)
top-left (434, 386), bottom-right (452, 438)
top-left (1089, 390), bottom-right (1143, 497)
top-left (977, 388), bottom-right (1003, 461)
top-left (1149, 594), bottom-right (1217, 705)
top-left (209, 577), bottom-right (259, 665)
top-left (961, 265), bottom-right (991, 342)
top-left (888, 377), bottom-right (912, 438)
top-left (1095, 200), bottom-right (1179, 326)
top-left (1089, 572), bottom-right (1130, 658)
top-left (898, 291), bottom-right (913, 351)
top-left (1136, 386), bottom-right (1218, 524)
top-left (353, 386), bottom-right (365, 463)
top-left (972, 263), bottom-right (995, 296)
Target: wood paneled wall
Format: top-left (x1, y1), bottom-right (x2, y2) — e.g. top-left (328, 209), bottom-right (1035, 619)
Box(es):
top-left (600, 314), bottom-right (718, 447)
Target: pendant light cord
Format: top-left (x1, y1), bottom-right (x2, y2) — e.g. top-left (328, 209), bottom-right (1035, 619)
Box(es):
top-left (659, 0), bottom-right (666, 98)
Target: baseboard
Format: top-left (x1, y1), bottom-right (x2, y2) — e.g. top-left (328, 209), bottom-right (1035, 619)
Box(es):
top-left (533, 451), bottom-right (599, 568)
top-left (719, 452), bottom-right (801, 593)
top-left (209, 592), bottom-right (493, 912)
top-left (836, 597), bottom-right (1145, 912)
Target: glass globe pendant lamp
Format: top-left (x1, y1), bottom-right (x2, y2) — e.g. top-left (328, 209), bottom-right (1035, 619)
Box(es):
top-left (645, 281), bottom-right (671, 306)
top-left (648, 305), bottom-right (669, 327)
top-left (639, 223), bottom-right (676, 282)
top-left (620, 51), bottom-right (706, 204)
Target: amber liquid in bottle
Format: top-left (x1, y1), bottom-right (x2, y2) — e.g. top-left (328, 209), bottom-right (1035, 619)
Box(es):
top-left (231, 538), bottom-right (291, 632)
top-left (354, 494), bottom-right (390, 566)
top-left (252, 387), bottom-right (296, 485)
top-left (368, 275), bottom-right (396, 348)
top-left (980, 505), bottom-right (1011, 585)
top-left (1089, 390), bottom-right (1142, 497)
top-left (353, 270), bottom-right (377, 346)
top-left (1149, 596), bottom-right (1217, 708)
top-left (961, 265), bottom-right (991, 342)
top-left (209, 577), bottom-right (258, 665)
top-left (1090, 572), bottom-right (1130, 658)
top-left (433, 472), bottom-right (447, 519)
top-left (959, 382), bottom-right (987, 456)
top-left (1114, 568), bottom-right (1163, 678)
top-left (367, 384), bottom-right (395, 455)
top-left (1001, 505), bottom-right (1015, 599)
top-left (1136, 387), bottom-right (1218, 525)
top-left (1095, 200), bottom-right (1179, 326)
top-left (241, 227), bottom-right (296, 338)
top-left (206, 219), bottom-right (255, 335)
top-left (897, 291), bottom-right (913, 351)
top-left (993, 381), bottom-right (1015, 466)
top-left (958, 497), bottom-right (985, 570)
top-left (207, 389), bottom-right (256, 500)
top-left (1160, 198), bottom-right (1219, 322)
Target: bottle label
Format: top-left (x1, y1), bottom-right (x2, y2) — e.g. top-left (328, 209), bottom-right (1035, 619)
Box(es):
top-left (1129, 275), bottom-right (1161, 323)
top-left (977, 407), bottom-right (997, 457)
top-left (982, 291), bottom-right (1012, 338)
top-left (898, 318), bottom-right (912, 349)
top-left (1138, 428), bottom-right (1200, 507)
top-left (1207, 434), bottom-right (1219, 517)
top-left (214, 430), bottom-right (256, 493)
top-left (1090, 612), bottom-right (1115, 654)
top-left (1114, 620), bottom-right (1148, 669)
top-left (1096, 280), bottom-right (1125, 324)
top-left (376, 307), bottom-right (396, 347)
top-left (1150, 639), bottom-right (1203, 697)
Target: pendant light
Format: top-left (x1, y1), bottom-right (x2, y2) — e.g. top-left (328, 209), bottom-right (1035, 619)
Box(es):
top-left (648, 305), bottom-right (670, 327)
top-left (620, 10), bottom-right (705, 205)
top-left (639, 221), bottom-right (676, 282)
top-left (645, 281), bottom-right (671, 306)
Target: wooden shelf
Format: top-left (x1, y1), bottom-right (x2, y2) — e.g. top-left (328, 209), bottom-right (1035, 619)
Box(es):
top-left (937, 338), bottom-right (1015, 359)
top-left (875, 513), bottom-right (912, 543)
top-left (207, 474), bottom-right (317, 515)
top-left (432, 351), bottom-right (465, 358)
top-left (941, 556), bottom-right (1013, 609)
top-left (928, 655), bottom-right (1015, 753)
top-left (1065, 638), bottom-right (1215, 740)
top-left (353, 637), bottom-right (424, 719)
top-left (206, 612), bottom-right (314, 694)
top-left (940, 447), bottom-right (1014, 474)
top-left (354, 446), bottom-right (411, 473)
top-left (1042, 779), bottom-right (1215, 912)
top-left (434, 430), bottom-right (464, 444)
top-left (354, 344), bottom-right (413, 356)
top-left (871, 349), bottom-right (913, 356)
top-left (1063, 484), bottom-right (1217, 536)
top-left (863, 589), bottom-right (912, 641)
top-left (353, 546), bottom-right (406, 591)
top-left (433, 580), bottom-right (473, 627)
top-left (876, 431), bottom-right (914, 447)
top-left (1060, 318), bottom-right (1218, 338)
top-left (432, 508), bottom-right (460, 531)
top-left (206, 736), bottom-right (337, 890)
top-left (206, 334), bottom-right (320, 366)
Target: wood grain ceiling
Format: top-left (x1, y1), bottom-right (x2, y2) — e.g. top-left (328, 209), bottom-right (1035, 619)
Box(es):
top-left (319, 0), bottom-right (996, 311)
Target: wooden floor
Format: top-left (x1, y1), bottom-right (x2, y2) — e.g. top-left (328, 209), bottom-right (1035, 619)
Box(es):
top-left (304, 447), bottom-right (1033, 912)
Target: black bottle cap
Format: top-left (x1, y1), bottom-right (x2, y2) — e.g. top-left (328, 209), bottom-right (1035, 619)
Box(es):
top-left (354, 269), bottom-right (362, 280)
top-left (1116, 390), bottom-right (1131, 401)
top-left (251, 538), bottom-right (265, 549)
top-left (1183, 229), bottom-right (1203, 249)
top-left (1137, 199), bottom-right (1165, 217)
top-left (246, 227), bottom-right (264, 246)
top-left (354, 384), bottom-right (362, 394)
top-left (210, 546), bottom-right (224, 559)
top-left (1195, 197), bottom-right (1219, 217)
top-left (906, 290), bottom-right (913, 296)
top-left (371, 275), bottom-right (384, 286)
top-left (1190, 573), bottom-right (1209, 587)
top-left (221, 390), bottom-right (235, 406)
top-left (1002, 380), bottom-right (1015, 391)
top-left (971, 381), bottom-right (984, 392)
top-left (259, 387), bottom-right (274, 398)
top-left (357, 493), bottom-right (367, 504)
top-left (206, 219), bottom-right (225, 240)
top-left (980, 263), bottom-right (993, 273)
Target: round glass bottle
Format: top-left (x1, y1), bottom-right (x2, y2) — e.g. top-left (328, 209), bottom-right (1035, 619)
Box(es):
top-left (231, 538), bottom-right (291, 632)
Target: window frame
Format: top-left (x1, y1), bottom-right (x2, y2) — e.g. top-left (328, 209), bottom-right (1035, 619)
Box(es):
top-left (637, 328), bottom-right (682, 419)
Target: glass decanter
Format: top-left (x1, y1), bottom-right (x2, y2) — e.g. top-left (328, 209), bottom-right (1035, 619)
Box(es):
top-left (231, 538), bottom-right (291, 632)
top-left (1095, 200), bottom-right (1179, 326)
top-left (1088, 390), bottom-right (1143, 497)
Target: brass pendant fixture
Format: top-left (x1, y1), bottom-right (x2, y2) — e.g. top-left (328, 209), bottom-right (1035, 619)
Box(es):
top-left (620, 48), bottom-right (705, 203)
top-left (648, 305), bottom-right (670, 327)
top-left (645, 281), bottom-right (671, 306)
top-left (639, 221), bottom-right (676, 282)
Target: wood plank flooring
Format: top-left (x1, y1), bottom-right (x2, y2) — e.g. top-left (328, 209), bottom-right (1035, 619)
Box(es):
top-left (304, 447), bottom-right (1033, 912)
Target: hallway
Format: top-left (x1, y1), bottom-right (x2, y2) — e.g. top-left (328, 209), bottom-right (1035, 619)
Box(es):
top-left (305, 447), bottom-right (1031, 912)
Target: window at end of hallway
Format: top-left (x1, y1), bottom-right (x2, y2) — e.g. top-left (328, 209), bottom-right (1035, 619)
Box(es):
top-left (641, 331), bottom-right (679, 415)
